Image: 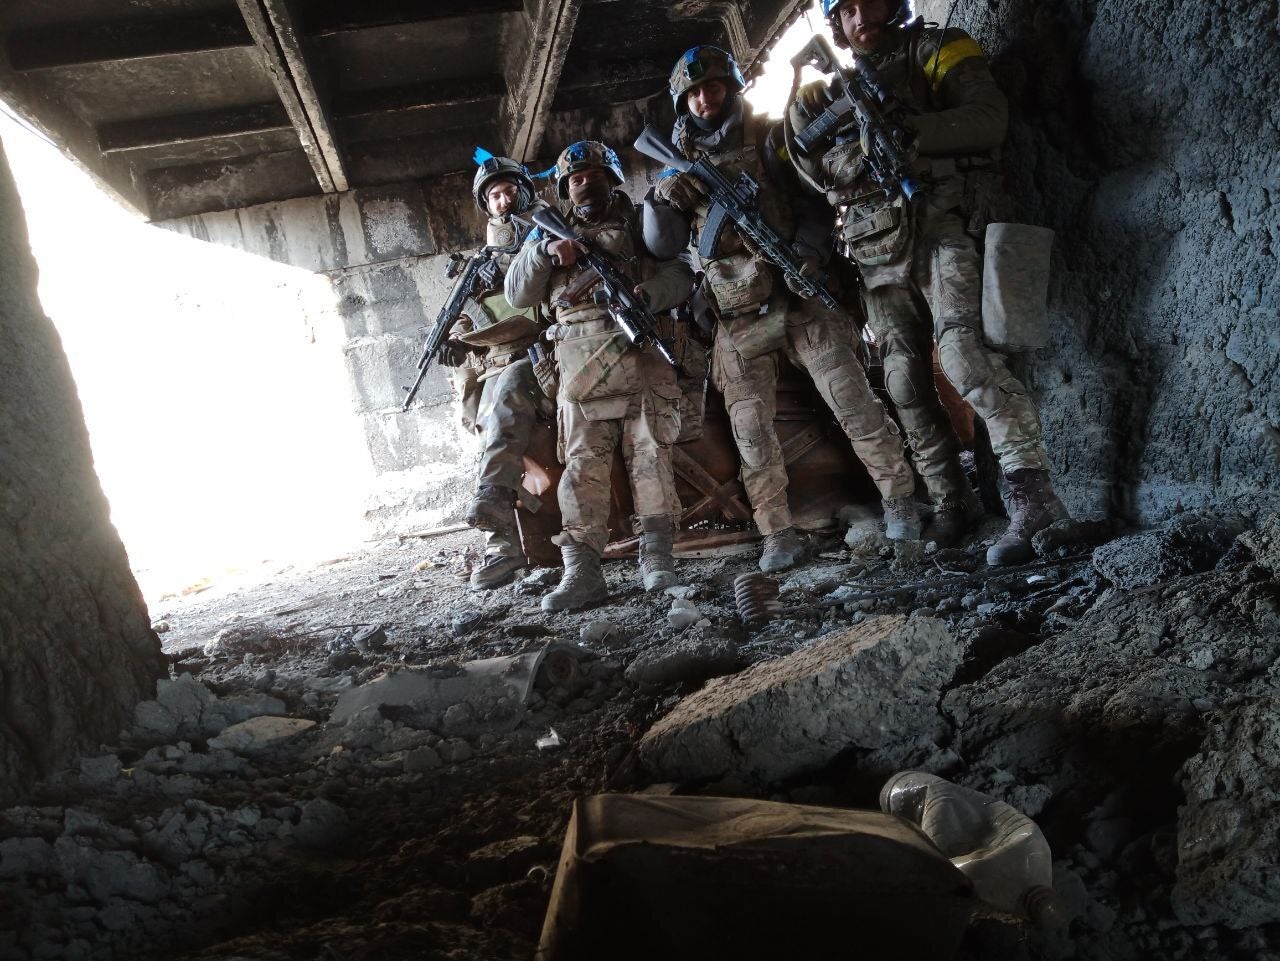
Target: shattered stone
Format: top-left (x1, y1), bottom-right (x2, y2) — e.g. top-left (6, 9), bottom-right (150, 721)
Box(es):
top-left (78, 754), bottom-right (122, 787)
top-left (1092, 509), bottom-right (1249, 589)
top-left (202, 621), bottom-right (273, 658)
top-left (781, 564), bottom-right (852, 596)
top-left (639, 615), bottom-right (960, 786)
top-left (666, 598), bottom-right (701, 631)
top-left (1032, 516), bottom-right (1125, 559)
top-left (452, 609), bottom-right (484, 635)
top-left (207, 716), bottom-right (316, 754)
top-left (579, 621), bottom-right (617, 647)
top-left (1173, 697), bottom-right (1280, 927)
top-left (292, 799), bottom-right (349, 851)
top-left (624, 633), bottom-right (740, 688)
top-left (403, 747), bottom-right (442, 773)
top-left (54, 837), bottom-right (167, 903)
top-left (439, 738), bottom-right (474, 764)
top-left (1238, 512), bottom-right (1280, 574)
top-left (517, 566), bottom-right (561, 594)
top-left (0, 837), bottom-right (58, 878)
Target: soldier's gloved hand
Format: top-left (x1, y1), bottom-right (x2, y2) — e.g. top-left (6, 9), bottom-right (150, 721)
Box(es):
top-left (653, 172), bottom-right (707, 214)
top-left (796, 80), bottom-right (830, 118)
top-left (783, 254), bottom-right (824, 299)
top-left (475, 258), bottom-right (501, 292)
top-left (438, 338), bottom-right (473, 368)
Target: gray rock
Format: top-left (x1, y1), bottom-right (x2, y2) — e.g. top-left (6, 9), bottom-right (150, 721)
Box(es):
top-left (292, 798), bottom-right (349, 850)
top-left (439, 738), bottom-right (474, 764)
top-left (54, 837), bottom-right (167, 903)
top-left (781, 564), bottom-right (852, 596)
top-left (78, 754), bottom-right (122, 787)
top-left (1032, 517), bottom-right (1126, 559)
top-left (624, 634), bottom-right (740, 688)
top-left (0, 837), bottom-right (58, 878)
top-left (1173, 697), bottom-right (1280, 927)
top-left (403, 746), bottom-right (442, 772)
top-left (1239, 512), bottom-right (1280, 575)
top-left (666, 599), bottom-right (701, 631)
top-left (639, 615), bottom-right (960, 786)
top-left (202, 621), bottom-right (272, 658)
top-left (1092, 510), bottom-right (1249, 589)
top-left (207, 716), bottom-right (316, 753)
top-left (579, 621), bottom-right (617, 646)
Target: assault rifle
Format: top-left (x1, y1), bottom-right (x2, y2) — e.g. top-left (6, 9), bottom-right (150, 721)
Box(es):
top-left (789, 34), bottom-right (925, 203)
top-left (401, 246), bottom-right (495, 411)
top-left (634, 124), bottom-right (848, 316)
top-left (528, 206), bottom-right (681, 371)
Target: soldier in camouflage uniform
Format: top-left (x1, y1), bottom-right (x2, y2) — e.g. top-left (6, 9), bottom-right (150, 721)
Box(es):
top-left (790, 0), bottom-right (1068, 564)
top-left (440, 155), bottom-right (549, 589)
top-left (643, 45), bottom-right (920, 574)
top-left (506, 141), bottom-right (694, 612)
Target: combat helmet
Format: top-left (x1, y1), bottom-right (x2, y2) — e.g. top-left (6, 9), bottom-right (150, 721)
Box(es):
top-left (668, 45), bottom-right (745, 115)
top-left (553, 140), bottom-right (624, 200)
top-left (471, 151), bottom-right (536, 214)
top-left (823, 0), bottom-right (915, 48)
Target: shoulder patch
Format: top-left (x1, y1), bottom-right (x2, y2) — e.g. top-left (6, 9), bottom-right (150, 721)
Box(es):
top-left (526, 226), bottom-right (544, 243)
top-left (658, 167), bottom-right (680, 180)
top-left (924, 36), bottom-right (985, 91)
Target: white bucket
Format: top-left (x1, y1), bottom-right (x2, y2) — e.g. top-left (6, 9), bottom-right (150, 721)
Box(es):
top-left (981, 222), bottom-right (1054, 351)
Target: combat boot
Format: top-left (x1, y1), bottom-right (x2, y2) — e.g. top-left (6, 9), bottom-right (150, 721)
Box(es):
top-left (470, 552), bottom-right (527, 591)
top-left (465, 485), bottom-right (515, 533)
top-left (882, 496), bottom-right (922, 542)
top-left (986, 469), bottom-right (1069, 566)
top-left (926, 484), bottom-right (982, 548)
top-left (759, 527), bottom-right (806, 574)
top-left (541, 542), bottom-right (609, 612)
top-left (637, 516), bottom-right (679, 592)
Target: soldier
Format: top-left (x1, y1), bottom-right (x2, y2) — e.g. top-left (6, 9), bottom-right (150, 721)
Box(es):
top-left (506, 141), bottom-right (694, 612)
top-left (643, 45), bottom-right (920, 574)
top-left (440, 154), bottom-right (549, 590)
top-left (789, 0), bottom-right (1069, 565)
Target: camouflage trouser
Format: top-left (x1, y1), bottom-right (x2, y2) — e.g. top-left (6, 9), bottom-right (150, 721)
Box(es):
top-left (711, 294), bottom-right (915, 535)
top-left (863, 198), bottom-right (1049, 474)
top-left (449, 363), bottom-right (484, 436)
top-left (557, 385), bottom-right (681, 555)
top-left (475, 359), bottom-right (539, 558)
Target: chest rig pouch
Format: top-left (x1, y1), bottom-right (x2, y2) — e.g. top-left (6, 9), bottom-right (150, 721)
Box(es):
top-left (550, 211), bottom-right (643, 405)
top-left (692, 123), bottom-right (787, 360)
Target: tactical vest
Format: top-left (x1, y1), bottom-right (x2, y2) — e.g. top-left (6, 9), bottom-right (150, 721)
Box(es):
top-left (678, 114), bottom-right (795, 320)
top-left (546, 194), bottom-right (640, 326)
top-left (456, 207), bottom-right (545, 365)
top-left (816, 25), bottom-right (997, 280)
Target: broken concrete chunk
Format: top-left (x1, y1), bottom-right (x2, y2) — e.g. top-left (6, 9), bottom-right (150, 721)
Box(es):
top-left (1238, 512), bottom-right (1280, 574)
top-left (638, 615), bottom-right (960, 786)
top-left (78, 755), bottom-right (122, 787)
top-left (403, 746), bottom-right (442, 773)
top-left (1092, 509), bottom-right (1249, 589)
top-left (1031, 517), bottom-right (1125, 559)
top-left (207, 716), bottom-right (316, 754)
top-left (292, 799), bottom-right (349, 851)
top-left (1172, 697), bottom-right (1280, 928)
top-left (666, 599), bottom-right (701, 631)
top-left (579, 621), bottom-right (617, 647)
top-left (781, 564), bottom-right (852, 596)
top-left (624, 634), bottom-right (740, 688)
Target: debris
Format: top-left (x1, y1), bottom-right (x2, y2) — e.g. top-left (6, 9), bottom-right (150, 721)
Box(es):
top-left (780, 564), bottom-right (851, 595)
top-left (452, 609), bottom-right (484, 636)
top-left (734, 572), bottom-right (781, 626)
top-left (207, 716), bottom-right (316, 754)
top-left (537, 794), bottom-right (974, 961)
top-left (666, 598), bottom-right (701, 631)
top-left (202, 622), bottom-right (273, 658)
top-left (1173, 696), bottom-right (1280, 927)
top-left (1091, 509), bottom-right (1248, 588)
top-left (638, 615), bottom-right (961, 786)
top-left (1238, 511), bottom-right (1280, 574)
top-left (78, 755), bottom-right (122, 787)
top-left (536, 729), bottom-right (564, 752)
top-left (403, 746), bottom-right (443, 773)
top-left (292, 798), bottom-right (349, 850)
top-left (517, 567), bottom-right (562, 594)
top-left (403, 522), bottom-right (471, 540)
top-left (623, 634), bottom-right (740, 688)
top-left (352, 624), bottom-right (388, 651)
top-left (579, 621), bottom-right (616, 647)
top-left (1031, 516), bottom-right (1125, 559)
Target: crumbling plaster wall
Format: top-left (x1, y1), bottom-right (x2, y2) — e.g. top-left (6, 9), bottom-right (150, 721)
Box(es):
top-left (917, 0), bottom-right (1279, 522)
top-left (162, 149), bottom-right (663, 533)
top-left (0, 142), bottom-right (166, 801)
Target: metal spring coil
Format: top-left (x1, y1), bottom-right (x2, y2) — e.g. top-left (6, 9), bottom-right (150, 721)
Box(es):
top-left (734, 572), bottom-right (782, 626)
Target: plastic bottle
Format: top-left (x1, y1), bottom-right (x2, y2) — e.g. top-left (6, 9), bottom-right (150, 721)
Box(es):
top-left (880, 771), bottom-right (1070, 929)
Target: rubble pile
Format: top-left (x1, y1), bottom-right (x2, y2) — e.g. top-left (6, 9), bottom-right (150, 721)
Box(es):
top-left (0, 510), bottom-right (1276, 960)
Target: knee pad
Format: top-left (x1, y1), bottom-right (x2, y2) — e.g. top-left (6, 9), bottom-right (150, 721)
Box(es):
top-left (939, 330), bottom-right (1011, 418)
top-left (880, 334), bottom-right (927, 408)
top-left (728, 400), bottom-right (775, 469)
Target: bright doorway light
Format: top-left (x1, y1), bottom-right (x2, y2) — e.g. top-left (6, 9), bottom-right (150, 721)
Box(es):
top-left (744, 2), bottom-right (853, 119)
top-left (0, 109), bottom-right (375, 603)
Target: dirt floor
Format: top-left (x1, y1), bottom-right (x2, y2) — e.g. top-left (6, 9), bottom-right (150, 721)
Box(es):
top-left (3, 509), bottom-right (1279, 961)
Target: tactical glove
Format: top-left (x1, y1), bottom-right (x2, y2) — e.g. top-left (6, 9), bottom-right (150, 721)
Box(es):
top-left (475, 258), bottom-right (501, 292)
top-left (782, 253), bottom-right (824, 299)
top-left (796, 79), bottom-right (831, 118)
top-left (438, 338), bottom-right (474, 368)
top-left (653, 172), bottom-right (708, 214)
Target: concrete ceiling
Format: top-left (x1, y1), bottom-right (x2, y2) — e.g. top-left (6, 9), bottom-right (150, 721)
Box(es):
top-left (0, 0), bottom-right (810, 221)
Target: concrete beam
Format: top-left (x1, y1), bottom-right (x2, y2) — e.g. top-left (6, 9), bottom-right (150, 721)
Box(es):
top-left (6, 14), bottom-right (252, 71)
top-left (97, 103), bottom-right (291, 155)
top-left (500, 0), bottom-right (584, 163)
top-left (235, 0), bottom-right (349, 192)
top-left (304, 0), bottom-right (523, 37)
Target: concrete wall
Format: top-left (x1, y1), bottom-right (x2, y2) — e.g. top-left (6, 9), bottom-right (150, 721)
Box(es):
top-left (162, 156), bottom-right (664, 533)
top-left (917, 0), bottom-right (1280, 523)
